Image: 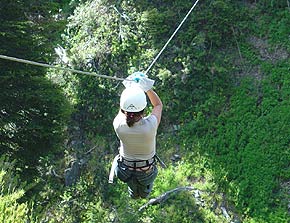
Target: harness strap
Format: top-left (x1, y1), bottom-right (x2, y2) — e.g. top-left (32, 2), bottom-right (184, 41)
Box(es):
top-left (120, 156), bottom-right (156, 169)
top-left (108, 154), bottom-right (166, 184)
top-left (108, 155), bottom-right (119, 184)
top-left (154, 154), bottom-right (167, 169)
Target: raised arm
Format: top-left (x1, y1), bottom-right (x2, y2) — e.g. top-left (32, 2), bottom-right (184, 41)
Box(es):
top-left (146, 89), bottom-right (163, 125)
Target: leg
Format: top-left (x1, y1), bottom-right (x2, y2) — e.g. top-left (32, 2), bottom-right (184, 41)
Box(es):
top-left (134, 165), bottom-right (158, 198)
top-left (115, 162), bottom-right (131, 183)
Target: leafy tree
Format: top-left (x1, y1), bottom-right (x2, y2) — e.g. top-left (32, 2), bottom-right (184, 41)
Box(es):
top-left (1, 0), bottom-right (288, 222)
top-left (0, 0), bottom-right (71, 178)
top-left (0, 156), bottom-right (33, 223)
top-left (0, 76), bottom-right (71, 176)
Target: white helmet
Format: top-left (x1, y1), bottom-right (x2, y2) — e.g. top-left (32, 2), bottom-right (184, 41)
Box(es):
top-left (120, 86), bottom-right (147, 112)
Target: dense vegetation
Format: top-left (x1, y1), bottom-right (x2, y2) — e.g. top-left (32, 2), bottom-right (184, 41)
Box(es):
top-left (0, 0), bottom-right (289, 222)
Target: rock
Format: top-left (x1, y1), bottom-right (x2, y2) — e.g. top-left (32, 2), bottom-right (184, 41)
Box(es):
top-left (64, 160), bottom-right (80, 186)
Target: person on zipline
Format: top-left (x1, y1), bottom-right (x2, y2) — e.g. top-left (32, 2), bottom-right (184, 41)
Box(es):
top-left (110, 72), bottom-right (162, 199)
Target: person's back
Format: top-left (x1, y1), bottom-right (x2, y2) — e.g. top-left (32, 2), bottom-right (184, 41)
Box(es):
top-left (114, 114), bottom-right (158, 160)
top-left (110, 73), bottom-right (162, 199)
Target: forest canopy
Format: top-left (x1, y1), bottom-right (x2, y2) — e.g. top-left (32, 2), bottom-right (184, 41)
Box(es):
top-left (0, 0), bottom-right (289, 222)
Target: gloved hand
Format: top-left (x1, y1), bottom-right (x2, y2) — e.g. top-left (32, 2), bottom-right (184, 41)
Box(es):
top-left (138, 76), bottom-right (155, 92)
top-left (122, 71), bottom-right (155, 92)
top-left (122, 72), bottom-right (146, 88)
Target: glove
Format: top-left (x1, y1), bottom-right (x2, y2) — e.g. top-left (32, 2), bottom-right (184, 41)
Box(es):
top-left (122, 71), bottom-right (155, 92)
top-left (138, 76), bottom-right (155, 92)
top-left (122, 71), bottom-right (145, 88)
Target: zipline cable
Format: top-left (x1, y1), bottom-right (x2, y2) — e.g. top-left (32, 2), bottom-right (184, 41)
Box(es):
top-left (0, 54), bottom-right (126, 81)
top-left (144, 0), bottom-right (200, 75)
top-left (0, 0), bottom-right (200, 80)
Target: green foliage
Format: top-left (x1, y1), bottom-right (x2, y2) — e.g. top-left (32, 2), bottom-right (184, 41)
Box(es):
top-left (0, 76), bottom-right (71, 177)
top-left (180, 68), bottom-right (289, 221)
top-left (258, 10), bottom-right (290, 50)
top-left (28, 136), bottom-right (111, 222)
top-left (0, 0), bottom-right (72, 179)
top-left (143, 0), bottom-right (249, 125)
top-left (58, 0), bottom-right (132, 136)
top-left (174, 4), bottom-right (290, 221)
top-left (0, 185), bottom-right (28, 223)
top-left (48, 1), bottom-right (289, 222)
top-left (1, 0), bottom-right (289, 222)
top-left (0, 156), bottom-right (34, 223)
top-left (57, 0), bottom-right (249, 135)
top-left (148, 193), bottom-right (204, 223)
top-left (257, 0), bottom-right (289, 11)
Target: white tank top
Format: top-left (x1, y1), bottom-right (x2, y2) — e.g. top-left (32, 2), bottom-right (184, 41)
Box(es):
top-left (113, 113), bottom-right (158, 160)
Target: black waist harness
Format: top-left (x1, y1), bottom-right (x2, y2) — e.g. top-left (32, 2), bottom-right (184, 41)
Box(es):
top-left (119, 156), bottom-right (156, 168)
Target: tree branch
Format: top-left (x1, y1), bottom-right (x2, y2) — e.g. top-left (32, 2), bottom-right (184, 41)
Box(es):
top-left (139, 186), bottom-right (195, 211)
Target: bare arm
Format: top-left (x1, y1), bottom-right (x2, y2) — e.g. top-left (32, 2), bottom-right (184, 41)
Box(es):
top-left (146, 89), bottom-right (163, 125)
